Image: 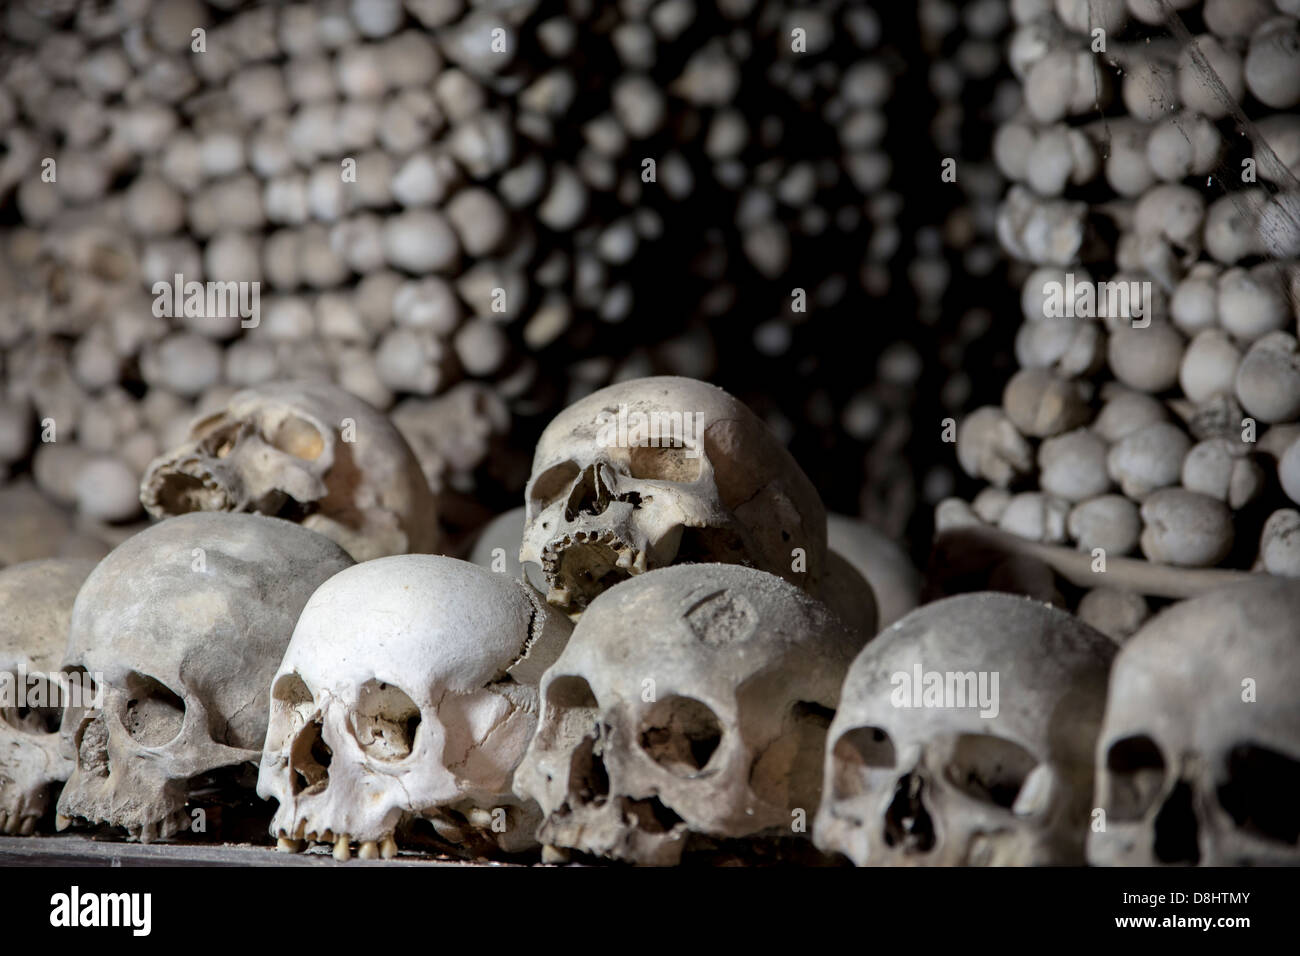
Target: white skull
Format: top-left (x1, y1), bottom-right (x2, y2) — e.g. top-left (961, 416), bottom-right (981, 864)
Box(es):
top-left (520, 377), bottom-right (828, 613)
top-left (514, 563), bottom-right (864, 865)
top-left (0, 558), bottom-right (96, 834)
top-left (815, 593), bottom-right (1115, 866)
top-left (141, 381), bottom-right (440, 561)
top-left (257, 555), bottom-right (572, 861)
top-left (57, 513), bottom-right (353, 842)
top-left (1089, 578), bottom-right (1300, 865)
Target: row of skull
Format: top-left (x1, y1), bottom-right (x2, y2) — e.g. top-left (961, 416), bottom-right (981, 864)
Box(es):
top-left (2, 373), bottom-right (1295, 864)
top-left (2, 513), bottom-right (1295, 865)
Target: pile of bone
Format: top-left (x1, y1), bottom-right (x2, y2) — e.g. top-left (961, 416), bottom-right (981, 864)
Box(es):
top-left (4, 375), bottom-right (1295, 867)
top-left (0, 0), bottom-right (921, 563)
top-left (940, 0), bottom-right (1300, 639)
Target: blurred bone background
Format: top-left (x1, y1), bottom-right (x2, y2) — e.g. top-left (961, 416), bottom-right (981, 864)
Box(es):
top-left (0, 0), bottom-right (1296, 604)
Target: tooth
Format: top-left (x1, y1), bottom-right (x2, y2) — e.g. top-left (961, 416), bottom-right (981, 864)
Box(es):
top-left (0, 811), bottom-right (10, 831)
top-left (293, 820), bottom-right (306, 840)
top-left (321, 829), bottom-right (335, 843)
top-left (277, 837), bottom-right (305, 853)
top-left (333, 835), bottom-right (351, 861)
top-left (20, 816), bottom-right (36, 836)
top-left (358, 841), bottom-right (379, 860)
top-left (548, 586), bottom-right (571, 606)
top-left (306, 831), bottom-right (319, 843)
top-left (55, 813), bottom-right (71, 831)
top-left (380, 835), bottom-right (398, 859)
top-left (541, 845), bottom-right (571, 864)
top-left (616, 550), bottom-right (634, 570)
top-left (632, 551), bottom-right (647, 573)
top-left (140, 821), bottom-right (158, 844)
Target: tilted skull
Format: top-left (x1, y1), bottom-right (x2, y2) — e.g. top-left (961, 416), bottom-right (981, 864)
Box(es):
top-left (514, 563), bottom-right (864, 865)
top-left (141, 381), bottom-right (439, 562)
top-left (520, 377), bottom-right (828, 613)
top-left (0, 559), bottom-right (96, 834)
top-left (815, 593), bottom-right (1115, 866)
top-left (1089, 578), bottom-right (1300, 866)
top-left (258, 556), bottom-right (572, 861)
top-left (57, 513), bottom-right (353, 842)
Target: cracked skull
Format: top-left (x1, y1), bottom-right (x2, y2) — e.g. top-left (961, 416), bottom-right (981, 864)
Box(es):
top-left (56, 513), bottom-right (353, 842)
top-left (0, 559), bottom-right (96, 835)
top-left (513, 563), bottom-right (864, 865)
top-left (814, 593), bottom-right (1115, 866)
top-left (257, 555), bottom-right (572, 860)
top-left (141, 381), bottom-right (439, 562)
top-left (520, 376), bottom-right (828, 613)
top-left (1089, 578), bottom-right (1300, 866)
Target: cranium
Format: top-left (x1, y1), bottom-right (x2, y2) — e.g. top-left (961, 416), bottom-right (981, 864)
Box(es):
top-left (514, 563), bottom-right (864, 865)
top-left (520, 376), bottom-right (828, 613)
top-left (0, 558), bottom-right (96, 834)
top-left (258, 555), bottom-right (572, 861)
top-left (1089, 578), bottom-right (1300, 865)
top-left (815, 593), bottom-right (1115, 866)
top-left (141, 381), bottom-right (439, 561)
top-left (57, 513), bottom-right (353, 842)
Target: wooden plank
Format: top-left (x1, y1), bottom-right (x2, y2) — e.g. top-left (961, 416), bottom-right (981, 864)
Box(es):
top-left (0, 834), bottom-right (507, 867)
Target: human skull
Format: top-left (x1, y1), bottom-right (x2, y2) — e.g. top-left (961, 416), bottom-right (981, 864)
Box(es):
top-left (1089, 578), bottom-right (1300, 865)
top-left (815, 593), bottom-right (1115, 866)
top-left (57, 513), bottom-right (353, 842)
top-left (258, 556), bottom-right (572, 860)
top-left (514, 563), bottom-right (864, 865)
top-left (520, 377), bottom-right (828, 613)
top-left (0, 559), bottom-right (96, 834)
top-left (141, 381), bottom-right (439, 562)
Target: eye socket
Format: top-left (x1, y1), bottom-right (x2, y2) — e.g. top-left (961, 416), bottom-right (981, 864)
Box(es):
top-left (349, 680), bottom-right (421, 762)
top-left (264, 414), bottom-right (326, 461)
top-left (122, 673), bottom-right (186, 748)
top-left (1216, 744), bottom-right (1300, 845)
top-left (638, 695), bottom-right (723, 776)
top-left (266, 673), bottom-right (315, 753)
top-left (1105, 734), bottom-right (1167, 822)
top-left (628, 444), bottom-right (702, 482)
top-left (2, 674), bottom-right (63, 734)
top-left (529, 461), bottom-right (579, 508)
top-left (830, 726), bottom-right (897, 800)
top-left (943, 733), bottom-right (1039, 811)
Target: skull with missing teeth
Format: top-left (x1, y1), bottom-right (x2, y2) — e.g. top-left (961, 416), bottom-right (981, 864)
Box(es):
top-left (1089, 578), bottom-right (1300, 866)
top-left (258, 556), bottom-right (572, 861)
top-left (57, 513), bottom-right (353, 842)
top-left (521, 377), bottom-right (827, 612)
top-left (141, 381), bottom-right (439, 562)
top-left (0, 559), bottom-right (97, 835)
top-left (814, 593), bottom-right (1115, 866)
top-left (513, 563), bottom-right (863, 865)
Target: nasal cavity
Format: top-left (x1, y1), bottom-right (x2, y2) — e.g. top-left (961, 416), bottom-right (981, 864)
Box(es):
top-left (290, 718), bottom-right (332, 797)
top-left (568, 732), bottom-right (610, 807)
top-left (884, 773), bottom-right (936, 853)
top-left (1153, 780), bottom-right (1200, 864)
top-left (565, 464), bottom-right (610, 521)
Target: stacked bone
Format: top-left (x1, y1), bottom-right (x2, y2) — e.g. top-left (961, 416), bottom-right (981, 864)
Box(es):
top-left (941, 0), bottom-right (1300, 639)
top-left (0, 0), bottom-right (938, 562)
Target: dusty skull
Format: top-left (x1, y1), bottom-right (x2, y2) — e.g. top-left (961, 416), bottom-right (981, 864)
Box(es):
top-left (521, 377), bottom-right (828, 613)
top-left (141, 381), bottom-right (439, 561)
top-left (815, 593), bottom-right (1115, 866)
top-left (258, 555), bottom-right (572, 860)
top-left (1089, 578), bottom-right (1300, 866)
top-left (514, 563), bottom-right (864, 865)
top-left (57, 513), bottom-right (353, 842)
top-left (0, 559), bottom-right (96, 834)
